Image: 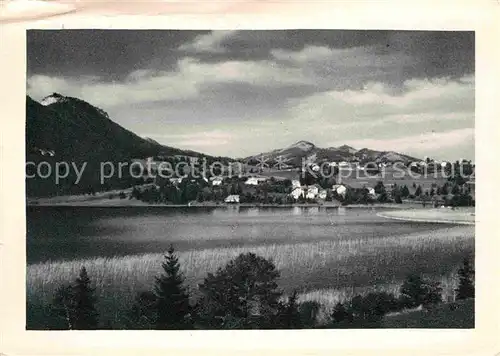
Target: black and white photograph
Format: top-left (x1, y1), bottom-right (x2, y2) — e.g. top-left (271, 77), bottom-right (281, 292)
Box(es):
top-left (24, 29), bottom-right (476, 330)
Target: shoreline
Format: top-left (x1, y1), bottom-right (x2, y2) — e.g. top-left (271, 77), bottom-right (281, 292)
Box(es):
top-left (27, 199), bottom-right (423, 209)
top-left (377, 209), bottom-right (475, 225)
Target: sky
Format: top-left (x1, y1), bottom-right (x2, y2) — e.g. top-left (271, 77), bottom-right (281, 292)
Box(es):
top-left (27, 30), bottom-right (475, 160)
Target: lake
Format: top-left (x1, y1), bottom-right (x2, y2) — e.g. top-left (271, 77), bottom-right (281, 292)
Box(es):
top-left (27, 206), bottom-right (450, 264)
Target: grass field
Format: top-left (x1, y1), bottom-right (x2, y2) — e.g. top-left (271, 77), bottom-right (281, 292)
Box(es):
top-left (27, 224), bottom-right (474, 328)
top-left (383, 298), bottom-right (474, 328)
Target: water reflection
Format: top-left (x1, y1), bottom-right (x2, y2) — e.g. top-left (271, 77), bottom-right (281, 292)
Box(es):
top-left (26, 206), bottom-right (444, 264)
top-left (307, 207), bottom-right (319, 215)
top-left (292, 206), bottom-right (302, 216)
top-left (246, 207), bottom-right (260, 217)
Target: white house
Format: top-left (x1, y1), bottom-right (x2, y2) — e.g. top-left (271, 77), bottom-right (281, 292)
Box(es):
top-left (224, 195), bottom-right (240, 203)
top-left (305, 185), bottom-right (320, 200)
top-left (366, 187), bottom-right (376, 197)
top-left (245, 177), bottom-right (260, 185)
top-left (169, 177), bottom-right (184, 184)
top-left (308, 185), bottom-right (319, 196)
top-left (332, 184), bottom-right (347, 197)
top-left (290, 187), bottom-right (304, 200)
top-left (291, 180), bottom-right (301, 189)
top-left (244, 177), bottom-right (267, 185)
top-left (212, 177), bottom-right (223, 186)
top-left (189, 156), bottom-right (199, 164)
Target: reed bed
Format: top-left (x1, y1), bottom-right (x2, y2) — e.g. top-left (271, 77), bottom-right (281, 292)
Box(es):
top-left (27, 225), bottom-right (474, 327)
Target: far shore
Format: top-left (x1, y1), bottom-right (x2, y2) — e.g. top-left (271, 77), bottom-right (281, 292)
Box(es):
top-left (27, 195), bottom-right (426, 209)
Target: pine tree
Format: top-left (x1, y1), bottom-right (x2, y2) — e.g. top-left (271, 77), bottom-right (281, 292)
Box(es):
top-left (298, 301), bottom-right (320, 328)
top-left (52, 284), bottom-right (75, 329)
top-left (72, 267), bottom-right (99, 329)
top-left (127, 291), bottom-right (158, 329)
top-left (331, 302), bottom-right (351, 323)
top-left (415, 185), bottom-right (422, 197)
top-left (278, 290), bottom-right (302, 329)
top-left (455, 257), bottom-right (475, 300)
top-left (399, 274), bottom-right (442, 308)
top-left (374, 181), bottom-right (386, 194)
top-left (154, 245), bottom-right (191, 329)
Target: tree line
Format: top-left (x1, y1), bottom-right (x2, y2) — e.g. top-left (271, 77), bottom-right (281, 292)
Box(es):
top-left (47, 248), bottom-right (475, 330)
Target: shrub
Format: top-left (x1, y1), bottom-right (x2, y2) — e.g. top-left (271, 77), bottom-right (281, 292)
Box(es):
top-left (374, 181), bottom-right (385, 194)
top-left (51, 267), bottom-right (99, 330)
top-left (51, 284), bottom-right (76, 329)
top-left (276, 290), bottom-right (302, 329)
top-left (126, 291), bottom-right (158, 329)
top-left (298, 300), bottom-right (321, 328)
top-left (455, 257), bottom-right (475, 300)
top-left (328, 292), bottom-right (399, 328)
top-left (196, 252), bottom-right (282, 329)
top-left (399, 274), bottom-right (442, 308)
top-left (330, 302), bottom-right (351, 323)
top-left (349, 292), bottom-right (399, 321)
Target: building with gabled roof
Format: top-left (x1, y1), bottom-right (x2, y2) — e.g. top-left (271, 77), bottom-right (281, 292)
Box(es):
top-left (224, 195), bottom-right (240, 203)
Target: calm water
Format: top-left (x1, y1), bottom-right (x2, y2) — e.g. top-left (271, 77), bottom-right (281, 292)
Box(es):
top-left (26, 206), bottom-right (447, 264)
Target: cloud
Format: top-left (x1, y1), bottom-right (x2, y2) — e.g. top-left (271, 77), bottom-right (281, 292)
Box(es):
top-left (144, 131), bottom-right (235, 150)
top-left (342, 128), bottom-right (474, 153)
top-left (26, 30), bottom-right (474, 161)
top-left (130, 74), bottom-right (474, 160)
top-left (27, 56), bottom-right (311, 107)
top-left (271, 46), bottom-right (338, 63)
top-left (285, 75), bottom-right (474, 126)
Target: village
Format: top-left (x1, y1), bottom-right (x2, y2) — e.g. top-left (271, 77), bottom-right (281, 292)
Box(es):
top-left (125, 154), bottom-right (475, 208)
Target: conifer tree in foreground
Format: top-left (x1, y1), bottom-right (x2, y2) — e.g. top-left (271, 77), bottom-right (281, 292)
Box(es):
top-left (196, 252), bottom-right (282, 329)
top-left (277, 290), bottom-right (302, 329)
top-left (72, 266), bottom-right (99, 329)
top-left (455, 257), bottom-right (475, 300)
top-left (154, 245), bottom-right (191, 329)
top-left (127, 291), bottom-right (158, 329)
top-left (52, 266), bottom-right (99, 329)
top-left (399, 274), bottom-right (442, 308)
top-left (331, 301), bottom-right (351, 323)
top-left (52, 284), bottom-right (75, 329)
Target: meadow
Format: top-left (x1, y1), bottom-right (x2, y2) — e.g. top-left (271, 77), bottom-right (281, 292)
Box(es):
top-left (27, 224), bottom-right (474, 328)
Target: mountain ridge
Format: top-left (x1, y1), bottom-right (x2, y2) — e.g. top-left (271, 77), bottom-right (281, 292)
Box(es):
top-left (244, 141), bottom-right (420, 166)
top-left (26, 93), bottom-right (230, 197)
